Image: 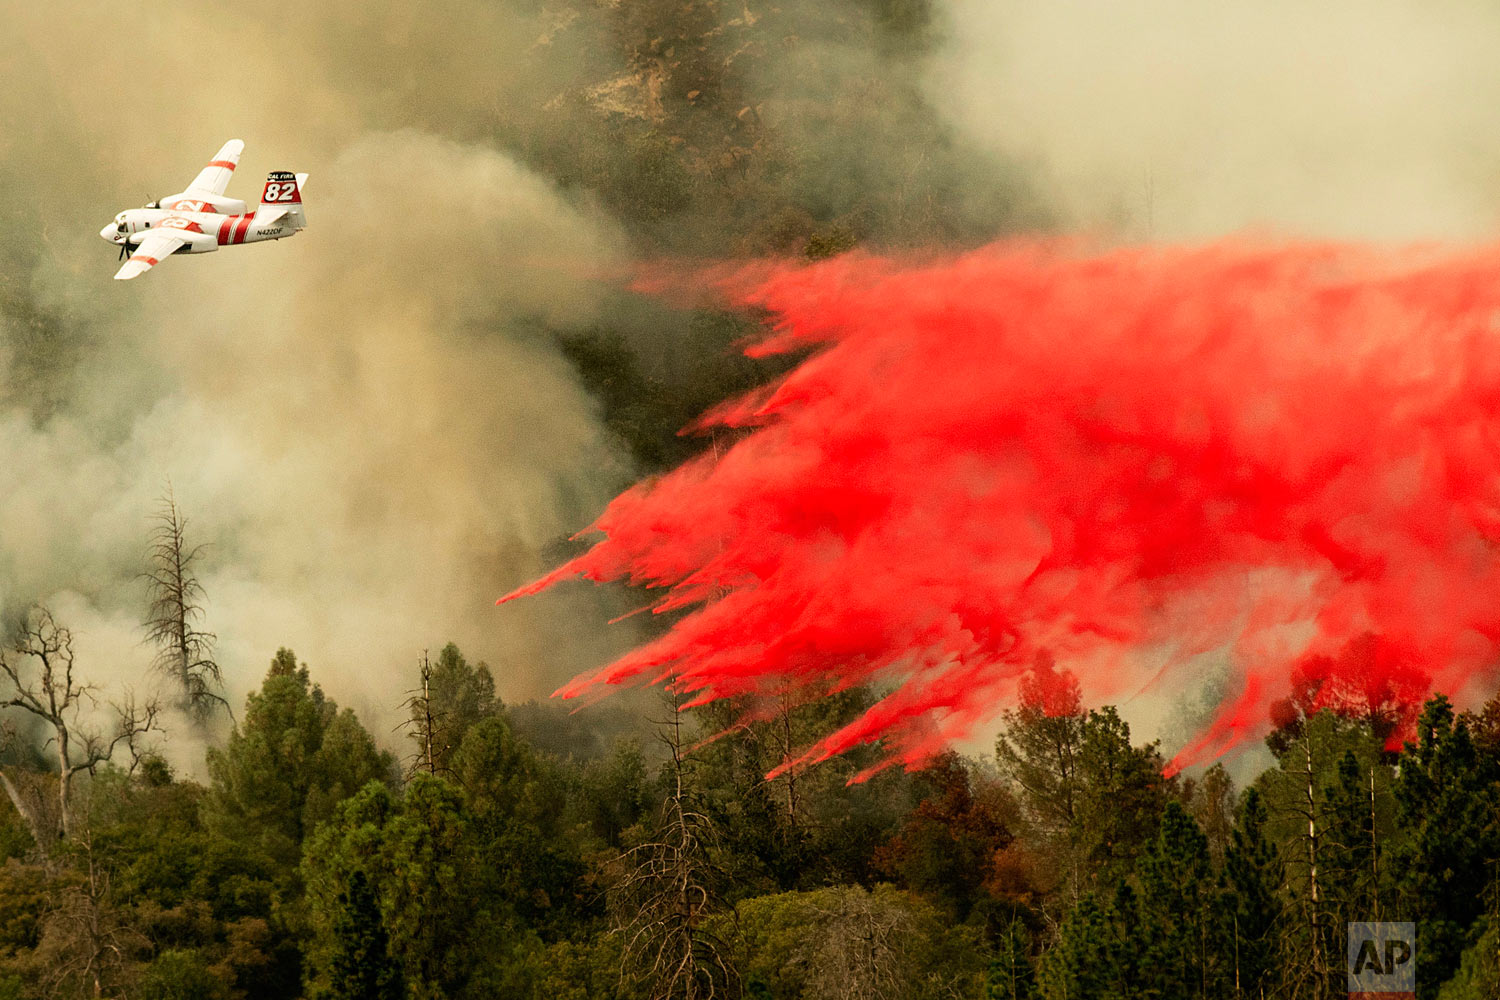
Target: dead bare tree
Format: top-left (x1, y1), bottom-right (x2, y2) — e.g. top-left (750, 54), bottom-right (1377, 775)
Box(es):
top-left (397, 651), bottom-right (451, 781)
top-left (802, 887), bottom-right (919, 1000)
top-left (611, 689), bottom-right (738, 1000)
top-left (0, 607), bottom-right (160, 845)
top-left (768, 687), bottom-right (803, 831)
top-left (33, 815), bottom-right (147, 999)
top-left (108, 692), bottom-right (160, 778)
top-left (143, 488), bottom-right (228, 722)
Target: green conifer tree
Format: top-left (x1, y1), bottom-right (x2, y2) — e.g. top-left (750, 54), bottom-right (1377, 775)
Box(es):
top-left (1393, 696), bottom-right (1500, 999)
top-left (986, 917), bottom-right (1035, 1000)
top-left (1074, 707), bottom-right (1169, 888)
top-left (205, 649), bottom-right (395, 869)
top-left (325, 870), bottom-right (403, 1000)
top-left (1137, 800), bottom-right (1229, 999)
top-left (1039, 892), bottom-right (1116, 1000)
top-left (1223, 787), bottom-right (1284, 999)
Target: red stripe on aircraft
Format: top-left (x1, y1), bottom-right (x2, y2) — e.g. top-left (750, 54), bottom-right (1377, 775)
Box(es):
top-left (217, 218), bottom-right (234, 244)
top-left (207, 160), bottom-right (237, 169)
top-left (233, 216), bottom-right (252, 244)
top-left (133, 256), bottom-right (160, 266)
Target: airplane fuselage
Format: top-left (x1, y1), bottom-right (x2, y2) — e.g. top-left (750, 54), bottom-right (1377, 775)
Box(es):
top-left (100, 206), bottom-right (296, 255)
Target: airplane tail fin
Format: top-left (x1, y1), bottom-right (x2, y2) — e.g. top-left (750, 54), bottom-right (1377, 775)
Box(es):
top-left (258, 171), bottom-right (307, 229)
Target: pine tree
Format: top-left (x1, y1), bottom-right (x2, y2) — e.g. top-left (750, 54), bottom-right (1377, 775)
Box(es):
top-left (1039, 892), bottom-right (1111, 1000)
top-left (205, 649), bottom-right (395, 869)
top-left (996, 658), bottom-right (1086, 897)
top-left (1106, 881), bottom-right (1147, 997)
top-left (1040, 888), bottom-right (1142, 1000)
top-left (997, 668), bottom-right (1166, 902)
top-left (1392, 696), bottom-right (1500, 998)
top-left (1322, 750), bottom-right (1379, 924)
top-left (1258, 710), bottom-right (1369, 999)
top-left (324, 870), bottom-right (403, 1000)
top-left (1137, 800), bottom-right (1229, 999)
top-left (419, 644), bottom-right (499, 773)
top-left (986, 917), bottom-right (1034, 1000)
top-left (1223, 788), bottom-right (1283, 999)
top-left (1187, 762), bottom-right (1236, 864)
top-left (1073, 707), bottom-right (1169, 889)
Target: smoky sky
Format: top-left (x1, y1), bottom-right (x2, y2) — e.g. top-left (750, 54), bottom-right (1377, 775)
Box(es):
top-left (933, 0), bottom-right (1500, 241)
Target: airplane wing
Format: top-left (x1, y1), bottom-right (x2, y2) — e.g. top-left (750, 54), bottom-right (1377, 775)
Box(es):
top-left (114, 230), bottom-right (189, 280)
top-left (183, 139), bottom-right (244, 197)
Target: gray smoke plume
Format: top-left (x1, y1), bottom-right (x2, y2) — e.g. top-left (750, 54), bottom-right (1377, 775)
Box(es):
top-left (0, 3), bottom-right (640, 768)
top-left (930, 0), bottom-right (1500, 241)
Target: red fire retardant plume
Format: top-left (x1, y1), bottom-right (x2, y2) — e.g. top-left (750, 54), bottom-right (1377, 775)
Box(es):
top-left (503, 241), bottom-right (1500, 776)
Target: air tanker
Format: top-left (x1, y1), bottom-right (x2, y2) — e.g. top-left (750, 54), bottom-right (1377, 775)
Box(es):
top-left (100, 140), bottom-right (307, 280)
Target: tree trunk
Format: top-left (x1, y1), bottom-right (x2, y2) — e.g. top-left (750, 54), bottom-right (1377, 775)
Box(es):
top-left (1369, 765), bottom-right (1380, 920)
top-left (1305, 741), bottom-right (1323, 1000)
top-left (56, 724), bottom-right (74, 841)
top-left (0, 770), bottom-right (49, 855)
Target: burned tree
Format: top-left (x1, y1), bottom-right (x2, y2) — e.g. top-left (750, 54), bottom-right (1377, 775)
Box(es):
top-left (399, 652), bottom-right (448, 780)
top-left (0, 607), bottom-right (159, 847)
top-left (144, 489), bottom-right (227, 721)
top-left (33, 815), bottom-right (147, 999)
top-left (397, 643), bottom-right (497, 780)
top-left (611, 691), bottom-right (737, 1000)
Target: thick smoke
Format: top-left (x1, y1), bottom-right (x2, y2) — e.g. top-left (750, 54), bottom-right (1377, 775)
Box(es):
top-left (0, 2), bottom-right (637, 763)
top-left (931, 0), bottom-right (1500, 240)
top-left (0, 0), bottom-right (994, 767)
top-left (510, 243), bottom-right (1500, 776)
